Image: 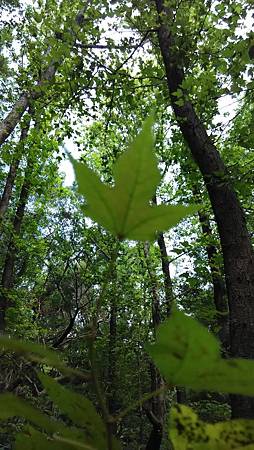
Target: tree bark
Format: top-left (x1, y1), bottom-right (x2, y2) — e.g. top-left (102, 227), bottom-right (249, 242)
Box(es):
top-left (0, 158), bottom-right (32, 332)
top-left (154, 0), bottom-right (254, 418)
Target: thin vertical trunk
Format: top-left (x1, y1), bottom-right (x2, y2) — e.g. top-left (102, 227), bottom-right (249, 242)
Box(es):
top-left (157, 232), bottom-right (173, 316)
top-left (143, 243), bottom-right (164, 450)
top-left (0, 120), bottom-right (30, 222)
top-left (197, 210), bottom-right (230, 351)
top-left (107, 252), bottom-right (118, 438)
top-left (0, 158), bottom-right (32, 332)
top-left (154, 0), bottom-right (254, 418)
top-left (108, 295), bottom-right (118, 416)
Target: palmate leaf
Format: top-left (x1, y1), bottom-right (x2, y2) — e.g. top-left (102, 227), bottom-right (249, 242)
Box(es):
top-left (147, 307), bottom-right (254, 396)
top-left (170, 404), bottom-right (254, 450)
top-left (71, 116), bottom-right (197, 241)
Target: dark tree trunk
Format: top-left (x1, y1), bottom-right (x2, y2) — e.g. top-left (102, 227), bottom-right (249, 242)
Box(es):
top-left (108, 295), bottom-right (118, 416)
top-left (197, 209), bottom-right (230, 351)
top-left (176, 388), bottom-right (187, 404)
top-left (144, 408), bottom-right (163, 450)
top-left (143, 243), bottom-right (165, 449)
top-left (157, 232), bottom-right (173, 316)
top-left (154, 0), bottom-right (254, 418)
top-left (107, 253), bottom-right (119, 439)
top-left (0, 121), bottom-right (30, 222)
top-left (0, 159), bottom-right (32, 332)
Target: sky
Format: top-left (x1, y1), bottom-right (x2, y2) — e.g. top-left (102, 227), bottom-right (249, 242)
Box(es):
top-left (59, 7), bottom-right (253, 186)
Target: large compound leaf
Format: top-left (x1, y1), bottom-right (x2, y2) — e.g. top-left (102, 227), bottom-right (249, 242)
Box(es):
top-left (170, 404), bottom-right (254, 450)
top-left (147, 307), bottom-right (254, 395)
top-left (0, 335), bottom-right (89, 379)
top-left (39, 374), bottom-right (122, 450)
top-left (72, 117), bottom-right (197, 241)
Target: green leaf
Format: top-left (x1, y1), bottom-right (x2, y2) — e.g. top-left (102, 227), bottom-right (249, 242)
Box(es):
top-left (15, 426), bottom-right (96, 450)
top-left (0, 336), bottom-right (89, 379)
top-left (170, 404), bottom-right (254, 450)
top-left (72, 116), bottom-right (198, 241)
top-left (0, 394), bottom-right (93, 449)
top-left (39, 374), bottom-right (121, 450)
top-left (0, 393), bottom-right (59, 433)
top-left (147, 307), bottom-right (254, 395)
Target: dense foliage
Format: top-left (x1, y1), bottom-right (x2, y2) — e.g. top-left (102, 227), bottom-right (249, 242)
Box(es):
top-left (1, 1), bottom-right (254, 449)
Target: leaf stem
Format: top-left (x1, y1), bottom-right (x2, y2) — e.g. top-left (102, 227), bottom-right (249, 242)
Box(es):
top-left (110, 385), bottom-right (170, 423)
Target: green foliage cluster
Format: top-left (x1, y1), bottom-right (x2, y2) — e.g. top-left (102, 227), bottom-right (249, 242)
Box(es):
top-left (1, 119), bottom-right (254, 450)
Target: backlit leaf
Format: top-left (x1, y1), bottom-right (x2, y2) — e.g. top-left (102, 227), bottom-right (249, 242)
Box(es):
top-left (147, 307), bottom-right (254, 395)
top-left (72, 116), bottom-right (197, 241)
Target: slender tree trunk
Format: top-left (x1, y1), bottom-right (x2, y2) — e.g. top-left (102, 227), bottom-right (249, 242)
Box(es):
top-left (0, 5), bottom-right (88, 147)
top-left (0, 158), bottom-right (32, 331)
top-left (0, 63), bottom-right (56, 147)
top-left (107, 252), bottom-right (119, 439)
top-left (197, 209), bottom-right (230, 351)
top-left (0, 120), bottom-right (30, 222)
top-left (108, 295), bottom-right (118, 416)
top-left (157, 232), bottom-right (173, 316)
top-left (154, 0), bottom-right (254, 418)
top-left (143, 243), bottom-right (164, 450)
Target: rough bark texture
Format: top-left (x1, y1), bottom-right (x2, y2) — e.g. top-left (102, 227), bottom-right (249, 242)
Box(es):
top-left (0, 160), bottom-right (32, 332)
top-left (154, 0), bottom-right (254, 418)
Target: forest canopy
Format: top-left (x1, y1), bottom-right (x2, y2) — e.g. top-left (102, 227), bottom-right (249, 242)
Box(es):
top-left (1, 1), bottom-right (254, 449)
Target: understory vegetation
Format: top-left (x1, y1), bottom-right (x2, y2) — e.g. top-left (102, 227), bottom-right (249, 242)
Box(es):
top-left (1, 1), bottom-right (254, 449)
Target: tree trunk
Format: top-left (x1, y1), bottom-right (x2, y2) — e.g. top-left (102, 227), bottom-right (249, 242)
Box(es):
top-left (0, 62), bottom-right (56, 147)
top-left (0, 158), bottom-right (32, 332)
top-left (154, 0), bottom-right (254, 418)
top-left (108, 294), bottom-right (118, 416)
top-left (197, 209), bottom-right (230, 351)
top-left (157, 232), bottom-right (173, 316)
top-left (107, 251), bottom-right (119, 439)
top-left (143, 243), bottom-right (164, 449)
top-left (0, 120), bottom-right (30, 222)
top-left (0, 5), bottom-right (88, 147)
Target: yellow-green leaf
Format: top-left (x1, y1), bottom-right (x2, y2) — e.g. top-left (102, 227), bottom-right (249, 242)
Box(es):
top-left (170, 404), bottom-right (254, 450)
